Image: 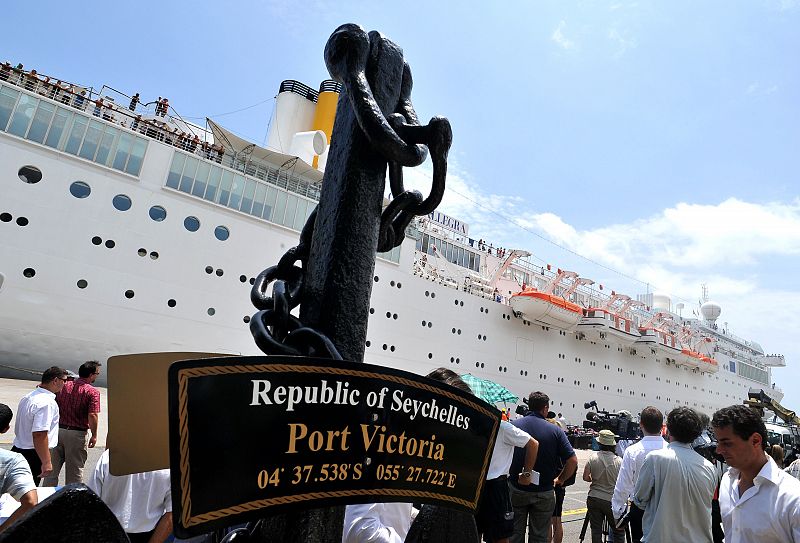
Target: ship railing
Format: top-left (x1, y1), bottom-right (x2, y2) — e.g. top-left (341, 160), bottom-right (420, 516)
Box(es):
top-left (1, 64), bottom-right (323, 199)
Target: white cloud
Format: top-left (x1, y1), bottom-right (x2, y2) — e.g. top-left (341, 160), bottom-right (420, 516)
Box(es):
top-left (551, 20), bottom-right (576, 50)
top-left (746, 82), bottom-right (779, 96)
top-left (608, 28), bottom-right (638, 57)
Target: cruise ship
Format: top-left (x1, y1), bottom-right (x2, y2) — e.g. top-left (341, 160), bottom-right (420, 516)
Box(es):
top-left (0, 64), bottom-right (788, 423)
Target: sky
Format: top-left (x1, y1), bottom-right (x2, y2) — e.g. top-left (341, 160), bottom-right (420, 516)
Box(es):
top-left (3, 1), bottom-right (799, 409)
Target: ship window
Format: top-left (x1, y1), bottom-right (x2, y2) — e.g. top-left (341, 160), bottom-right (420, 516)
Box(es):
top-left (77, 279), bottom-right (88, 289)
top-left (180, 157), bottom-right (198, 193)
top-left (192, 162), bottom-right (211, 198)
top-left (240, 179), bottom-right (256, 215)
top-left (205, 166), bottom-right (222, 202)
top-left (166, 153), bottom-right (186, 189)
top-left (23, 268), bottom-right (36, 278)
top-left (149, 205), bottom-right (167, 222)
top-left (64, 115), bottom-right (89, 155)
top-left (217, 170), bottom-right (233, 206)
top-left (112, 132), bottom-right (132, 171)
top-left (69, 181), bottom-right (91, 199)
top-left (18, 165), bottom-right (42, 184)
top-left (184, 216), bottom-right (200, 232)
top-left (293, 198), bottom-right (308, 231)
top-left (44, 107), bottom-right (70, 149)
top-left (228, 174), bottom-right (245, 210)
top-left (27, 101), bottom-right (55, 144)
top-left (113, 194), bottom-right (132, 211)
top-left (252, 183), bottom-right (267, 219)
top-left (8, 93), bottom-right (37, 137)
top-left (78, 120), bottom-right (104, 161)
top-left (273, 190), bottom-right (288, 224)
top-left (214, 225), bottom-right (230, 241)
top-left (96, 126), bottom-right (117, 165)
top-left (259, 184), bottom-right (276, 217)
top-left (125, 138), bottom-right (146, 175)
top-left (0, 86), bottom-right (20, 131)
top-left (284, 194), bottom-right (298, 228)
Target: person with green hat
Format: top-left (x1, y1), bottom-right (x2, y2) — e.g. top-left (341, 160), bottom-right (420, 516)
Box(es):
top-left (583, 429), bottom-right (624, 542)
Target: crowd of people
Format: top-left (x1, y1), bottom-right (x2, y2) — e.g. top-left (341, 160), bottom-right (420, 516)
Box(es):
top-left (2, 364), bottom-right (800, 541)
top-left (342, 383), bottom-right (800, 543)
top-left (0, 363), bottom-right (173, 541)
top-left (1, 62), bottom-right (226, 164)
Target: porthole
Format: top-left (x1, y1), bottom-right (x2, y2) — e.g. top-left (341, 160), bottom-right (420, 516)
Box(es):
top-left (150, 252), bottom-right (159, 260)
top-left (70, 181), bottom-right (91, 199)
top-left (366, 341), bottom-right (371, 347)
top-left (249, 277), bottom-right (255, 285)
top-left (77, 279), bottom-right (88, 289)
top-left (149, 206), bottom-right (167, 222)
top-left (15, 217), bottom-right (28, 226)
top-left (428, 353), bottom-right (433, 359)
top-left (105, 240), bottom-right (115, 249)
top-left (0, 213), bottom-right (11, 222)
top-left (138, 248), bottom-right (147, 256)
top-left (214, 225), bottom-right (229, 241)
top-left (124, 290), bottom-right (135, 299)
top-left (215, 269), bottom-right (223, 277)
top-left (205, 266), bottom-right (213, 274)
top-left (184, 216), bottom-right (200, 232)
top-left (207, 308), bottom-right (216, 316)
top-left (113, 194), bottom-right (132, 211)
top-left (374, 276), bottom-right (379, 283)
top-left (167, 299), bottom-right (177, 308)
top-left (239, 275), bottom-right (247, 283)
top-left (243, 316), bottom-right (251, 323)
top-left (23, 268), bottom-right (36, 278)
top-left (18, 166), bottom-right (42, 184)
top-left (390, 346), bottom-right (395, 352)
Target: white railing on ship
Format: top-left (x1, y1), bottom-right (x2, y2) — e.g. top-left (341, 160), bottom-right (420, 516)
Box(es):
top-left (0, 64), bottom-right (321, 201)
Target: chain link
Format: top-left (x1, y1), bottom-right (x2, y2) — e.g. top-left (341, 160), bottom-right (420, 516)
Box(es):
top-left (250, 67), bottom-right (451, 358)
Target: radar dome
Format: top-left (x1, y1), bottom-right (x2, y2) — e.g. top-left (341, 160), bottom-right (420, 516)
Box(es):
top-left (700, 301), bottom-right (721, 322)
top-left (652, 293), bottom-right (671, 311)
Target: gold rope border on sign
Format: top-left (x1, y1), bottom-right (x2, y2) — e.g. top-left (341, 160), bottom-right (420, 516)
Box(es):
top-left (176, 363), bottom-right (500, 528)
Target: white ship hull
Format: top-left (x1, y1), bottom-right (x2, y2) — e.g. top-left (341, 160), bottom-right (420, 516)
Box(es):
top-left (0, 81), bottom-right (783, 420)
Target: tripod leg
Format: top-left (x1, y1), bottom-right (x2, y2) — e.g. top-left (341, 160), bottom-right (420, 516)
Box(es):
top-left (579, 513), bottom-right (590, 542)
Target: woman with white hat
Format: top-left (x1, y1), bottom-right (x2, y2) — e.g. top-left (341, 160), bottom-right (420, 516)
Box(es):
top-left (583, 429), bottom-right (624, 542)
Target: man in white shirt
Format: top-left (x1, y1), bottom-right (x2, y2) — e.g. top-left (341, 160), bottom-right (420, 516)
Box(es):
top-left (476, 420), bottom-right (538, 543)
top-left (88, 449), bottom-right (172, 543)
top-left (712, 404), bottom-right (800, 542)
top-left (611, 406), bottom-right (665, 543)
top-left (632, 407), bottom-right (716, 543)
top-left (11, 366), bottom-right (67, 484)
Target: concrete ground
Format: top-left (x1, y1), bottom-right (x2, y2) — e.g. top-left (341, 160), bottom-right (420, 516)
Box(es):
top-left (0, 378), bottom-right (599, 541)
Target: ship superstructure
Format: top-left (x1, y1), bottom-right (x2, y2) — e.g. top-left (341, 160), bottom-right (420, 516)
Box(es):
top-left (0, 66), bottom-right (787, 422)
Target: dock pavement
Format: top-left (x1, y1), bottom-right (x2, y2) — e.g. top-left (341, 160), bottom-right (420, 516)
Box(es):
top-left (0, 378), bottom-right (598, 541)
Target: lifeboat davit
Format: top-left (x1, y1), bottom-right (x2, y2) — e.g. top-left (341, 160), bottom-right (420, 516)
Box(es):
top-left (510, 290), bottom-right (584, 330)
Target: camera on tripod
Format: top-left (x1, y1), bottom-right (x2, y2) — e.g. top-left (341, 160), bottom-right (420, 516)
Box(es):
top-left (582, 401), bottom-right (641, 440)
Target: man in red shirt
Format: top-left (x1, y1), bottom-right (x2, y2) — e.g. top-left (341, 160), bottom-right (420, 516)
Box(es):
top-left (42, 360), bottom-right (102, 485)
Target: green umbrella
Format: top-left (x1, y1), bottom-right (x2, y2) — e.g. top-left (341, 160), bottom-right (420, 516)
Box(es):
top-left (460, 374), bottom-right (518, 404)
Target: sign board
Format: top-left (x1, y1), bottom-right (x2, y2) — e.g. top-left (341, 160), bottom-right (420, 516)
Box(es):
top-left (428, 211), bottom-right (469, 236)
top-left (107, 352), bottom-right (228, 475)
top-left (168, 356), bottom-right (499, 537)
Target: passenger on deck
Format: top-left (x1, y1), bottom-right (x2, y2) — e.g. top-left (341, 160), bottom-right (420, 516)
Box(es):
top-left (129, 92), bottom-right (140, 111)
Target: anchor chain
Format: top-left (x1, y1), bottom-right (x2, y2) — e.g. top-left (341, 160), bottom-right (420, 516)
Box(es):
top-left (250, 54), bottom-right (451, 358)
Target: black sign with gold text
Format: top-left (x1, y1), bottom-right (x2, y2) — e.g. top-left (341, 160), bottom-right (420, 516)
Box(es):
top-left (168, 356), bottom-right (500, 537)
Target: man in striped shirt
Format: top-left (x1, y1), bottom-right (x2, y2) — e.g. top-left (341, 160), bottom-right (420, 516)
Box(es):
top-left (42, 360), bottom-right (101, 485)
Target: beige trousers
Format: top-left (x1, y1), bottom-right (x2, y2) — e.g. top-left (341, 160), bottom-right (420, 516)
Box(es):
top-left (42, 428), bottom-right (89, 485)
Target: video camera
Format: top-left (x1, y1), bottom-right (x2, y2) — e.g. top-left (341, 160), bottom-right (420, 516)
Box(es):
top-left (581, 401), bottom-right (641, 441)
top-left (515, 397), bottom-right (529, 417)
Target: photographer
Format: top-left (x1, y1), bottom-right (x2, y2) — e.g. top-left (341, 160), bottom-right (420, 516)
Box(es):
top-left (611, 406), bottom-right (666, 543)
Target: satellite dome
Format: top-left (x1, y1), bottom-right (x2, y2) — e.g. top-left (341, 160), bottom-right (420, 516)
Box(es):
top-left (700, 301), bottom-right (721, 322)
